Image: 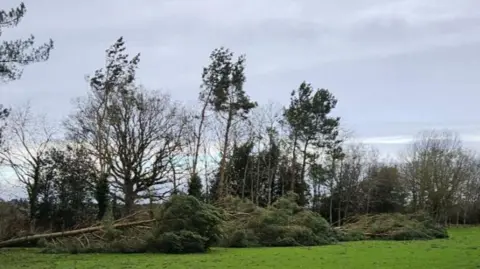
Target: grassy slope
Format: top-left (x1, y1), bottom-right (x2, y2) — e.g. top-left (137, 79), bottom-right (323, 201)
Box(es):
top-left (1, 228), bottom-right (479, 269)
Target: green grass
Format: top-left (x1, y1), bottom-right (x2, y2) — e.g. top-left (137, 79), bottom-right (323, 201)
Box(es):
top-left (1, 228), bottom-right (479, 269)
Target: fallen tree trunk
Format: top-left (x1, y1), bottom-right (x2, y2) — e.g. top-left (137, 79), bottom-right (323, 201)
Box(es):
top-left (0, 219), bottom-right (155, 248)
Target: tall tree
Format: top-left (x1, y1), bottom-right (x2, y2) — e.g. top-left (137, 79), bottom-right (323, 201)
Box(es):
top-left (284, 82), bottom-right (341, 199)
top-left (201, 47), bottom-right (257, 200)
top-left (65, 37), bottom-right (139, 219)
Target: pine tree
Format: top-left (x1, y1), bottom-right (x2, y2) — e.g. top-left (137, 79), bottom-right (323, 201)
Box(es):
top-left (0, 3), bottom-right (54, 82)
top-left (201, 47), bottom-right (257, 200)
top-left (188, 173), bottom-right (204, 200)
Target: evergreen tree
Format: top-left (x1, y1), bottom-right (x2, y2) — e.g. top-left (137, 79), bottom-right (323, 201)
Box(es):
top-left (188, 173), bottom-right (204, 200)
top-left (201, 47), bottom-right (257, 200)
top-left (283, 82), bottom-right (340, 205)
top-left (0, 3), bottom-right (54, 82)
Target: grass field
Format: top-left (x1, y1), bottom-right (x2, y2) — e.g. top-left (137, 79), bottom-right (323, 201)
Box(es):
top-left (1, 228), bottom-right (479, 269)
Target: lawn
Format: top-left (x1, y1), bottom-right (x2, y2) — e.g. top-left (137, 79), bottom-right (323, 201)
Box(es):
top-left (1, 228), bottom-right (479, 269)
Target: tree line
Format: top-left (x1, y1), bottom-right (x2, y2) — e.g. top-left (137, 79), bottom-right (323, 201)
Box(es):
top-left (1, 3), bottom-right (479, 239)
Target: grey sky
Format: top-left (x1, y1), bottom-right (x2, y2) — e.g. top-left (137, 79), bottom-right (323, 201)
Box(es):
top-left (1, 0), bottom-right (480, 158)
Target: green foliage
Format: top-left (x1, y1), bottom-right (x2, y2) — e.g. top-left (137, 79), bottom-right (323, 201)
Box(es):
top-left (95, 174), bottom-right (109, 220)
top-left (150, 195), bottom-right (224, 253)
top-left (201, 47), bottom-right (257, 117)
top-left (339, 212), bottom-right (448, 241)
top-left (0, 3), bottom-right (54, 82)
top-left (221, 195), bottom-right (336, 248)
top-left (283, 81), bottom-right (342, 206)
top-left (187, 173), bottom-right (204, 200)
top-left (37, 146), bottom-right (96, 230)
top-left (146, 230), bottom-right (208, 254)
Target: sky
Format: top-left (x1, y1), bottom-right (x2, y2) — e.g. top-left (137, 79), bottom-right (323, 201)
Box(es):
top-left (1, 0), bottom-right (480, 198)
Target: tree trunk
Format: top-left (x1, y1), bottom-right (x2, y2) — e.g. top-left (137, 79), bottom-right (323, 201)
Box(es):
top-left (124, 181), bottom-right (135, 215)
top-left (290, 134), bottom-right (298, 191)
top-left (337, 200), bottom-right (342, 227)
top-left (329, 159), bottom-right (336, 225)
top-left (218, 110), bottom-right (233, 199)
top-left (242, 159), bottom-right (249, 199)
top-left (191, 94), bottom-right (211, 177)
top-left (203, 145), bottom-right (210, 203)
top-left (267, 157), bottom-right (273, 206)
top-left (255, 151), bottom-right (261, 205)
top-left (300, 141), bottom-right (309, 184)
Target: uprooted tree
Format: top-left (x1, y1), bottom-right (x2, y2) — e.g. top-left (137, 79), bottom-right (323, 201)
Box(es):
top-left (0, 195), bottom-right (224, 253)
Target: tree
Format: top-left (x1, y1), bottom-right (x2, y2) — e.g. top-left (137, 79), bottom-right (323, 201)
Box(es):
top-left (107, 88), bottom-right (187, 215)
top-left (200, 47), bottom-right (257, 200)
top-left (188, 173), bottom-right (203, 199)
top-left (360, 163), bottom-right (406, 214)
top-left (67, 38), bottom-right (188, 215)
top-left (284, 82), bottom-right (341, 207)
top-left (321, 140), bottom-right (344, 225)
top-left (65, 37), bottom-right (139, 219)
top-left (0, 3), bottom-right (54, 82)
top-left (400, 130), bottom-right (473, 223)
top-left (38, 145), bottom-right (95, 231)
top-left (0, 104), bottom-right (56, 232)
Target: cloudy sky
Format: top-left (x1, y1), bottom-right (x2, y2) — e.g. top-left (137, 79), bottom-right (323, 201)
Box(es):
top-left (1, 0), bottom-right (480, 197)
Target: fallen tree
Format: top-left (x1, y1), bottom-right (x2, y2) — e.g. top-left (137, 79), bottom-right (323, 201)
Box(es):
top-left (335, 212), bottom-right (449, 241)
top-left (0, 219), bottom-right (154, 248)
top-left (0, 195), bottom-right (224, 254)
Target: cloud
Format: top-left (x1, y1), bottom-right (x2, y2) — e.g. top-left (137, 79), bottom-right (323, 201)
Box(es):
top-left (10, 0), bottom-right (479, 73)
top-left (356, 133), bottom-right (480, 145)
top-left (356, 135), bottom-right (414, 145)
top-left (1, 0), bottom-right (480, 174)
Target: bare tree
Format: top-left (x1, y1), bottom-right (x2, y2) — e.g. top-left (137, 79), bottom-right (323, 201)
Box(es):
top-left (69, 84), bottom-right (187, 214)
top-left (0, 104), bottom-right (56, 231)
top-left (335, 144), bottom-right (370, 225)
top-left (65, 37), bottom-right (141, 218)
top-left (400, 130), bottom-right (472, 223)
